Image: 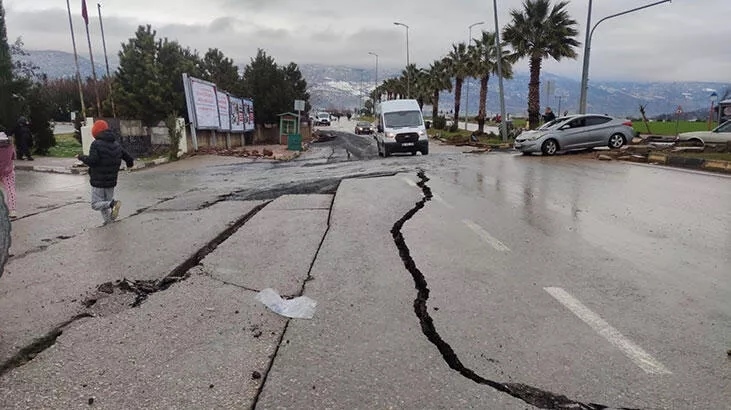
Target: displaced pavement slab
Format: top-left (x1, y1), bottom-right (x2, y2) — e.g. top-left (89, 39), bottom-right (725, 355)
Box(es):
top-left (263, 194), bottom-right (333, 210)
top-left (202, 195), bottom-right (332, 296)
top-left (0, 274), bottom-right (286, 409)
top-left (0, 200), bottom-right (265, 366)
top-left (256, 175), bottom-right (527, 409)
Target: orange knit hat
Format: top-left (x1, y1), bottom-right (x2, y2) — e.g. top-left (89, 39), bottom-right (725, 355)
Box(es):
top-left (91, 120), bottom-right (109, 138)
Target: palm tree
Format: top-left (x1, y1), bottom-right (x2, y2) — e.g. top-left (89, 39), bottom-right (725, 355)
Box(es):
top-left (470, 31), bottom-right (517, 134)
top-left (503, 0), bottom-right (579, 129)
top-left (445, 42), bottom-right (472, 131)
top-left (425, 59), bottom-right (453, 124)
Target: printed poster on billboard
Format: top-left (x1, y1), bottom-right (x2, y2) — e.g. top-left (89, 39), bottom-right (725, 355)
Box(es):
top-left (229, 98), bottom-right (245, 133)
top-left (189, 78), bottom-right (219, 129)
top-left (217, 91), bottom-right (231, 131)
top-left (242, 98), bottom-right (255, 132)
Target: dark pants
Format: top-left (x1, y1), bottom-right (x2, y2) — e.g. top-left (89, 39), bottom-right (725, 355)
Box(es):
top-left (16, 137), bottom-right (32, 159)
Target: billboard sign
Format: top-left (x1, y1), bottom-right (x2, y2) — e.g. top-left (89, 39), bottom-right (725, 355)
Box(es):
top-left (229, 98), bottom-right (245, 133)
top-left (189, 78), bottom-right (219, 129)
top-left (217, 91), bottom-right (231, 132)
top-left (242, 98), bottom-right (255, 132)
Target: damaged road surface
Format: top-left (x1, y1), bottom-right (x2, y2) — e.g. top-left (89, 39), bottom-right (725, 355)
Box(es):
top-left (1, 126), bottom-right (729, 409)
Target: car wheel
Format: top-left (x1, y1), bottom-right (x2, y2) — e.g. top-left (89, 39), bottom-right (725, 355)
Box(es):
top-left (421, 146), bottom-right (429, 155)
top-left (541, 139), bottom-right (559, 156)
top-left (688, 138), bottom-right (704, 147)
top-left (384, 145), bottom-right (391, 158)
top-left (608, 133), bottom-right (626, 149)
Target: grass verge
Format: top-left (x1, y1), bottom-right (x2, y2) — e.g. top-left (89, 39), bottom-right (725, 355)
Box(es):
top-left (47, 133), bottom-right (81, 158)
top-left (672, 152), bottom-right (731, 162)
top-left (634, 121), bottom-right (713, 136)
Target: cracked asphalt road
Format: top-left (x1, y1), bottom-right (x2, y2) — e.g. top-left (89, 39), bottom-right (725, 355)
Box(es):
top-left (1, 121), bottom-right (729, 409)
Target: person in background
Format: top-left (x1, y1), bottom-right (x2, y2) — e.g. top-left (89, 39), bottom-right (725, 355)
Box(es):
top-left (542, 107), bottom-right (556, 123)
top-left (0, 130), bottom-right (18, 219)
top-left (77, 120), bottom-right (134, 226)
top-left (10, 116), bottom-right (33, 161)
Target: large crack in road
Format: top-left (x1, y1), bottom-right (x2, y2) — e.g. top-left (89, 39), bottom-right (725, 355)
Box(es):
top-left (391, 170), bottom-right (638, 410)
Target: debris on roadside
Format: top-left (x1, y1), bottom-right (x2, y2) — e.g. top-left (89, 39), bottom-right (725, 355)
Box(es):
top-left (312, 130), bottom-right (336, 143)
top-left (597, 154), bottom-right (613, 161)
top-left (255, 288), bottom-right (317, 319)
top-left (463, 148), bottom-right (491, 154)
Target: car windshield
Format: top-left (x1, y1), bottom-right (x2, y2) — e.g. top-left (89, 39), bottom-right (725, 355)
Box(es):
top-left (317, 113), bottom-right (329, 119)
top-left (539, 116), bottom-right (572, 130)
top-left (714, 121), bottom-right (731, 132)
top-left (383, 110), bottom-right (423, 128)
top-left (357, 122), bottom-right (370, 126)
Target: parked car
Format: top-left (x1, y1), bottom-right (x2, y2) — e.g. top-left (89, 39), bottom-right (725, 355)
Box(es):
top-left (354, 121), bottom-right (373, 135)
top-left (677, 120), bottom-right (731, 145)
top-left (514, 114), bottom-right (634, 156)
top-left (315, 112), bottom-right (331, 126)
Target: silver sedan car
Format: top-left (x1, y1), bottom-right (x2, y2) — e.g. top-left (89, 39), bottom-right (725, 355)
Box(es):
top-left (514, 114), bottom-right (635, 155)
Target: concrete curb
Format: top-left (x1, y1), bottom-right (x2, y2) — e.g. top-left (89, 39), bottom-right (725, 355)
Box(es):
top-left (14, 163), bottom-right (88, 175)
top-left (643, 152), bottom-right (731, 173)
top-left (17, 157), bottom-right (172, 175)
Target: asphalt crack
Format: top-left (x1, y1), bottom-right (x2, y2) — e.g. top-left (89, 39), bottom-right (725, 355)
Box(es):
top-left (0, 313), bottom-right (93, 377)
top-left (391, 170), bottom-right (636, 410)
top-left (82, 201), bottom-right (271, 309)
top-left (251, 190), bottom-right (337, 409)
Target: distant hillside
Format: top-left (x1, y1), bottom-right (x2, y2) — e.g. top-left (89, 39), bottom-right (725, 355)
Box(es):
top-left (17, 50), bottom-right (729, 118)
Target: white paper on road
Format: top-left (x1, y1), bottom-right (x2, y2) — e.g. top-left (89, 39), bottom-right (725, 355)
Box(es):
top-left (544, 287), bottom-right (672, 375)
top-left (256, 288), bottom-right (317, 319)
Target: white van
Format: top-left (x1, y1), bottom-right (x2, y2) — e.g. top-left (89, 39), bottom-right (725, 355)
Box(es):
top-left (375, 99), bottom-right (429, 156)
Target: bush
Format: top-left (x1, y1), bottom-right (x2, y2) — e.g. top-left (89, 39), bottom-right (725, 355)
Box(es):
top-left (449, 122), bottom-right (459, 132)
top-left (433, 115), bottom-right (447, 130)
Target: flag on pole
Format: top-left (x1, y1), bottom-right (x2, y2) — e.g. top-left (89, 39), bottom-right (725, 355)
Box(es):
top-left (81, 0), bottom-right (89, 25)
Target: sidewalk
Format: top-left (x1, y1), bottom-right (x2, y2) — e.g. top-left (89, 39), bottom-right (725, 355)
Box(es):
top-left (13, 157), bottom-right (88, 175)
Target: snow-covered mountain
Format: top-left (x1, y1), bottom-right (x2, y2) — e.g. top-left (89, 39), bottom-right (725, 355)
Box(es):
top-left (15, 50), bottom-right (729, 118)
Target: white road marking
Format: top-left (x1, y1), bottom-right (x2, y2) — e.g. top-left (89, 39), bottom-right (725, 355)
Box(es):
top-left (462, 219), bottom-right (511, 252)
top-left (432, 194), bottom-right (454, 209)
top-left (544, 287), bottom-right (672, 375)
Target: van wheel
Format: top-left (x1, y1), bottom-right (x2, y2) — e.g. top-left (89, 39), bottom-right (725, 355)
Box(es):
top-left (383, 145), bottom-right (391, 157)
top-left (421, 146), bottom-right (429, 155)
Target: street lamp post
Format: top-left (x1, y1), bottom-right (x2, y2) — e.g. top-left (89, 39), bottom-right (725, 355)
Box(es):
top-left (579, 0), bottom-right (672, 114)
top-left (369, 52), bottom-right (379, 108)
top-left (464, 21), bottom-right (485, 130)
top-left (492, 0), bottom-right (508, 142)
top-left (394, 22), bottom-right (410, 98)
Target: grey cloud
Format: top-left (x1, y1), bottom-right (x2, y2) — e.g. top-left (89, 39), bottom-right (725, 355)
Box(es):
top-left (4, 0), bottom-right (731, 82)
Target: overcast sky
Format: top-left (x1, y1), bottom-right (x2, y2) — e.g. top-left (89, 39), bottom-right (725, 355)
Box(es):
top-left (4, 0), bottom-right (731, 83)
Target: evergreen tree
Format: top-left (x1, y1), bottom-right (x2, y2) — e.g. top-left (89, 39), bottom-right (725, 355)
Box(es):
top-left (201, 48), bottom-right (240, 95)
top-left (114, 25), bottom-right (170, 126)
top-left (282, 62), bottom-right (310, 114)
top-left (241, 49), bottom-right (286, 125)
top-left (0, 0), bottom-right (19, 129)
top-left (157, 39), bottom-right (201, 121)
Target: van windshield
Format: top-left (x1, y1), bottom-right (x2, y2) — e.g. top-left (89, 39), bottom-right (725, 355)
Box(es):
top-left (384, 110), bottom-right (423, 129)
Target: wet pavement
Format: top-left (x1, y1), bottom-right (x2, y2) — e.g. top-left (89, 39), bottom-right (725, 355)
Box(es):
top-left (1, 120), bottom-right (729, 409)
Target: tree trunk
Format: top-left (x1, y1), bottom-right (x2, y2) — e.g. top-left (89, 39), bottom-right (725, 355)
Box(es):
top-left (528, 57), bottom-right (542, 130)
top-left (432, 90), bottom-right (439, 123)
top-left (477, 74), bottom-right (489, 134)
top-left (453, 77), bottom-right (463, 129)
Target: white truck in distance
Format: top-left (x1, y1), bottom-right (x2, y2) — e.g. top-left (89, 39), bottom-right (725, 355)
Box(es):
top-left (375, 99), bottom-right (429, 157)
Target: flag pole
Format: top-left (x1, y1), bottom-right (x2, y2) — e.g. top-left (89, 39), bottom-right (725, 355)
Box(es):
top-left (66, 0), bottom-right (86, 120)
top-left (97, 2), bottom-right (116, 117)
top-left (82, 0), bottom-right (102, 117)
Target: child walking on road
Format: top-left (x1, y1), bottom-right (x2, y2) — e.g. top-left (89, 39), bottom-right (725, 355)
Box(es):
top-left (77, 120), bottom-right (134, 225)
top-left (0, 131), bottom-right (17, 219)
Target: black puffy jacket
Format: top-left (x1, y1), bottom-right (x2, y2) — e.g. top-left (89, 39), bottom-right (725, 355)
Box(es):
top-left (79, 130), bottom-right (134, 188)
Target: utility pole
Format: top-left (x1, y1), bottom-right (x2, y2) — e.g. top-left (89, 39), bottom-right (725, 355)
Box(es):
top-left (492, 0), bottom-right (508, 141)
top-left (81, 0), bottom-right (102, 117)
top-left (65, 0), bottom-right (86, 119)
top-left (465, 21), bottom-right (485, 130)
top-left (369, 52), bottom-right (378, 108)
top-left (97, 3), bottom-right (116, 117)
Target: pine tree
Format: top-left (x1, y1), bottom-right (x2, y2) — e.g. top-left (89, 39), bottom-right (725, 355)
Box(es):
top-left (282, 62), bottom-right (310, 114)
top-left (241, 49), bottom-right (286, 125)
top-left (0, 0), bottom-right (17, 129)
top-left (201, 48), bottom-right (240, 95)
top-left (114, 25), bottom-right (170, 126)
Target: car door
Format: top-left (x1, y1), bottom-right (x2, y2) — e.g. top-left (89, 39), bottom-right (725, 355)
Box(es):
top-left (557, 117), bottom-right (590, 149)
top-left (584, 116), bottom-right (614, 146)
top-left (709, 121), bottom-right (731, 143)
